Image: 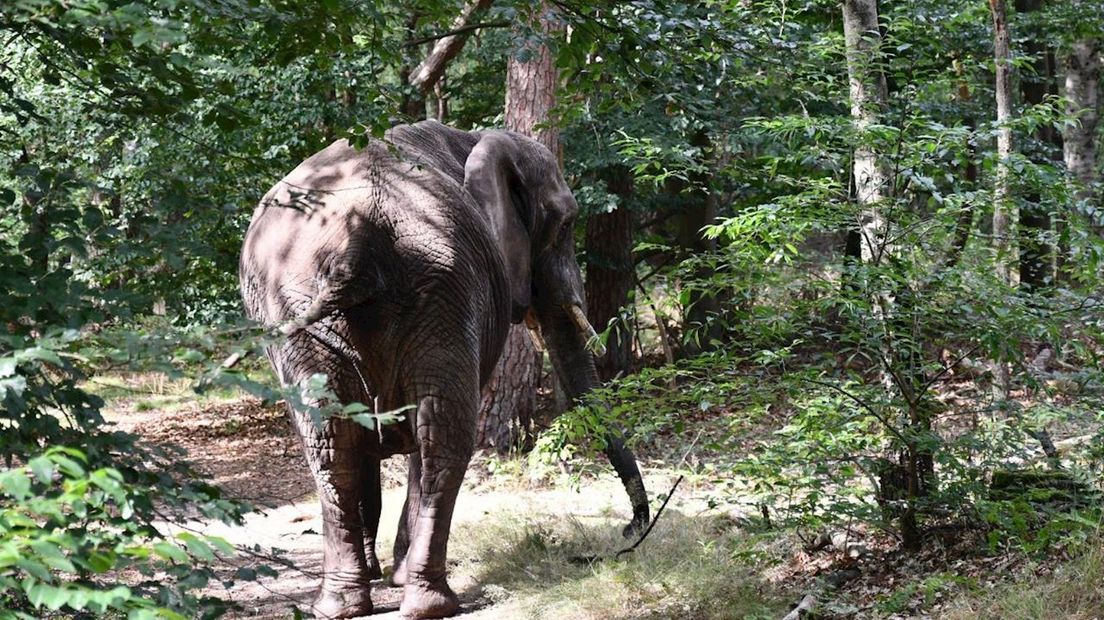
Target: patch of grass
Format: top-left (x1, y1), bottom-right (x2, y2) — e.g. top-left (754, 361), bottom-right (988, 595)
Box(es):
top-left (942, 542), bottom-right (1104, 619)
top-left (449, 509), bottom-right (787, 620)
top-left (86, 367), bottom-right (276, 415)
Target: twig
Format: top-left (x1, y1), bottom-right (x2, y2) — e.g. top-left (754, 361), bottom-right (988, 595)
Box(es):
top-left (402, 21), bottom-right (509, 47)
top-left (799, 377), bottom-right (910, 446)
top-left (615, 474), bottom-right (683, 558)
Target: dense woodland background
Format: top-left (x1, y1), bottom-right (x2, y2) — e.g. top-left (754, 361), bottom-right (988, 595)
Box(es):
top-left (1, 0), bottom-right (1103, 617)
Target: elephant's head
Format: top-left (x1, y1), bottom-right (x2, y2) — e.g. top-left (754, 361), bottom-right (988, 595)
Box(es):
top-left (463, 131), bottom-right (651, 536)
top-left (463, 132), bottom-right (595, 390)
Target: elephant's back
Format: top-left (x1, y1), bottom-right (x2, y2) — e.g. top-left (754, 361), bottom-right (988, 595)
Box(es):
top-left (239, 138), bottom-right (508, 345)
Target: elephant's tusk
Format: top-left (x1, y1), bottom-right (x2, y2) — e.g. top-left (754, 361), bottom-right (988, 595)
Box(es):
top-left (524, 311), bottom-right (546, 353)
top-left (566, 304), bottom-right (607, 357)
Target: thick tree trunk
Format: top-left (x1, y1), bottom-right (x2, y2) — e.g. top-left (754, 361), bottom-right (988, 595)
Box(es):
top-left (842, 0), bottom-right (891, 264)
top-left (584, 167), bottom-right (635, 381)
top-left (477, 1), bottom-right (561, 453)
top-left (990, 0), bottom-right (1016, 286)
top-left (476, 329), bottom-right (537, 451)
top-left (504, 6), bottom-right (561, 156)
top-left (1063, 39), bottom-right (1100, 235)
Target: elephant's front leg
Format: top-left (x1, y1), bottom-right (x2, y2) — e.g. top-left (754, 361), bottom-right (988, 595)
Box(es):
top-left (398, 392), bottom-right (476, 619)
top-left (290, 408), bottom-right (375, 619)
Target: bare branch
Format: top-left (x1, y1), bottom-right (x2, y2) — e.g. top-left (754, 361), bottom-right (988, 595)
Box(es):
top-left (409, 0), bottom-right (494, 94)
top-left (403, 20), bottom-right (508, 48)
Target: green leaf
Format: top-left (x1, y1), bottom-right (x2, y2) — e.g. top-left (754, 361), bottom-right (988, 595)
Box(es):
top-left (29, 456), bottom-right (54, 483)
top-left (86, 550), bottom-right (116, 573)
top-left (348, 413), bottom-right (377, 430)
top-left (30, 541), bottom-right (76, 573)
top-left (152, 542), bottom-right (189, 564)
top-left (177, 533), bottom-right (215, 561)
top-left (1, 470), bottom-right (31, 499)
top-left (25, 581), bottom-right (69, 610)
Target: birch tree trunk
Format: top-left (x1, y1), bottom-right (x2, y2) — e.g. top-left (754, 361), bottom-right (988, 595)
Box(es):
top-left (842, 0), bottom-right (891, 263)
top-left (477, 1), bottom-right (562, 453)
top-left (990, 0), bottom-right (1016, 286)
top-left (1063, 39), bottom-right (1100, 232)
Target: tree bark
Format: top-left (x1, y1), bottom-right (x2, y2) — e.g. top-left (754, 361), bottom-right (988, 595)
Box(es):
top-left (842, 0), bottom-right (891, 264)
top-left (1015, 0), bottom-right (1059, 289)
top-left (1063, 38), bottom-right (1100, 235)
top-left (477, 1), bottom-right (562, 453)
top-left (504, 4), bottom-right (561, 156)
top-left (990, 0), bottom-right (1016, 286)
top-left (584, 167), bottom-right (635, 381)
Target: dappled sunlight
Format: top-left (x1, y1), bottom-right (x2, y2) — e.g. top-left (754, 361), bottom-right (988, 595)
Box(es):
top-left (448, 504), bottom-right (785, 620)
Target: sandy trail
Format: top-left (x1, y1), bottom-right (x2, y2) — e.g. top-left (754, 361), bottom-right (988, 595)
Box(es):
top-left (106, 394), bottom-right (646, 619)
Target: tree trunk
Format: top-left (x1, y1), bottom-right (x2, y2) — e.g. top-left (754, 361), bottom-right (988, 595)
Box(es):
top-left (585, 167), bottom-right (635, 381)
top-left (1063, 38), bottom-right (1100, 237)
top-left (675, 130), bottom-right (721, 356)
top-left (504, 5), bottom-right (560, 156)
top-left (842, 0), bottom-right (891, 264)
top-left (990, 0), bottom-right (1016, 286)
top-left (477, 1), bottom-right (561, 453)
top-left (477, 328), bottom-right (537, 452)
top-left (1015, 0), bottom-right (1059, 289)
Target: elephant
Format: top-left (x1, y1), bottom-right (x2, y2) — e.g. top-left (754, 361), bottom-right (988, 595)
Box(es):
top-left (238, 120), bottom-right (650, 619)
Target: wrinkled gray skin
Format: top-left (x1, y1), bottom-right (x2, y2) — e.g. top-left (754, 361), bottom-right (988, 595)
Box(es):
top-left (239, 120), bottom-right (649, 619)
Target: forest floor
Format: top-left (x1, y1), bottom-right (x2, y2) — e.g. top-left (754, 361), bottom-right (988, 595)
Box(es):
top-left (95, 376), bottom-right (1104, 620)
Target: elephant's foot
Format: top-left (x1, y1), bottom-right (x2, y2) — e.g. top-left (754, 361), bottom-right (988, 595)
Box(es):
top-left (364, 547), bottom-right (383, 581)
top-left (366, 557), bottom-right (383, 581)
top-left (399, 579), bottom-right (459, 619)
top-left (312, 579), bottom-right (373, 619)
top-left (389, 559), bottom-right (408, 587)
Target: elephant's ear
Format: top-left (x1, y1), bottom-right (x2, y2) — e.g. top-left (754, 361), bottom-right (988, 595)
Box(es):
top-left (463, 133), bottom-right (532, 323)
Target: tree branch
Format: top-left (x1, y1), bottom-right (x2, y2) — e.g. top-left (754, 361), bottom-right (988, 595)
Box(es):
top-left (408, 0), bottom-right (495, 94)
top-left (403, 20), bottom-right (508, 48)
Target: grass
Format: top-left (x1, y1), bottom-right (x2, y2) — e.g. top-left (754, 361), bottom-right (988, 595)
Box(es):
top-left (447, 506), bottom-right (787, 620)
top-left (86, 366), bottom-right (276, 415)
top-left (942, 541), bottom-right (1104, 620)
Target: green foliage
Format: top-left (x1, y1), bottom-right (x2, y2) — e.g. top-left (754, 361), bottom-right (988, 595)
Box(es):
top-left (539, 0), bottom-right (1104, 556)
top-left (0, 448), bottom-right (238, 618)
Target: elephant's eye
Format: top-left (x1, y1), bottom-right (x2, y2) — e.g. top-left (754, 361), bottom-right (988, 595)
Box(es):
top-left (557, 218), bottom-right (575, 246)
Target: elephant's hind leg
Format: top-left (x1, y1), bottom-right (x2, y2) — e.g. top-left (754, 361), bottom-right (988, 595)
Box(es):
top-left (289, 409), bottom-right (375, 619)
top-left (360, 456), bottom-right (383, 580)
top-left (278, 331), bottom-right (376, 619)
top-left (390, 451), bottom-right (420, 587)
top-left (399, 389), bottom-right (477, 619)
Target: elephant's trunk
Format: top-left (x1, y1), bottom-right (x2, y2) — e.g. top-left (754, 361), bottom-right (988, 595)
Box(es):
top-left (537, 304), bottom-right (650, 538)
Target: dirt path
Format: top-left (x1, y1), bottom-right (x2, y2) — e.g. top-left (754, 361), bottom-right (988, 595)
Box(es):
top-left (105, 395), bottom-right (658, 619)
